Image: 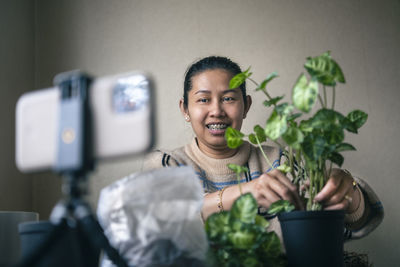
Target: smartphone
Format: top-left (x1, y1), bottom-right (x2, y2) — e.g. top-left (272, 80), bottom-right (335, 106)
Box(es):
top-left (16, 71), bottom-right (155, 173)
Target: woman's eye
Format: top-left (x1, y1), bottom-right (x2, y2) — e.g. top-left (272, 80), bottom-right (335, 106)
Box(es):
top-left (223, 97), bottom-right (234, 102)
top-left (198, 98), bottom-right (209, 103)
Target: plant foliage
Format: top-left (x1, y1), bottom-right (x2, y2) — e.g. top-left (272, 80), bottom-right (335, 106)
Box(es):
top-left (225, 51), bottom-right (368, 211)
top-left (205, 193), bottom-right (286, 267)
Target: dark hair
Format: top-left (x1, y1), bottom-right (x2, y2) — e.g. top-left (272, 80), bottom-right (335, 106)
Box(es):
top-left (183, 56), bottom-right (247, 108)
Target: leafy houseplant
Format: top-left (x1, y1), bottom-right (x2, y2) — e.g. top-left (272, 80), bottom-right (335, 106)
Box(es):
top-left (226, 51), bottom-right (368, 211)
top-left (223, 52), bottom-right (368, 266)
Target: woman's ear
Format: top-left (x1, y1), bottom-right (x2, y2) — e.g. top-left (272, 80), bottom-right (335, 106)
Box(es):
top-left (243, 95), bottom-right (252, 119)
top-left (179, 99), bottom-right (190, 121)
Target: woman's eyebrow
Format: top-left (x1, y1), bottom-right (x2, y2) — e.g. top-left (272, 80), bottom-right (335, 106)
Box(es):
top-left (193, 89), bottom-right (240, 95)
top-left (223, 89), bottom-right (240, 94)
top-left (194, 90), bottom-right (211, 95)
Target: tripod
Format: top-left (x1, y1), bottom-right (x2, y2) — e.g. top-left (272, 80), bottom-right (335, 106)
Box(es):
top-left (17, 72), bottom-right (129, 267)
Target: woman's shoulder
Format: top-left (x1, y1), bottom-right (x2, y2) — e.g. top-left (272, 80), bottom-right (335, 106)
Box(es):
top-left (142, 146), bottom-right (188, 170)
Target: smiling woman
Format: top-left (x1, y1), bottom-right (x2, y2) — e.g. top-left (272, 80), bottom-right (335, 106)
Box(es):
top-left (179, 68), bottom-right (251, 158)
top-left (142, 56), bottom-right (382, 245)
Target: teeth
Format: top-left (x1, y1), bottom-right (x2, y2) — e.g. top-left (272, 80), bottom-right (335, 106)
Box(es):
top-left (208, 124), bottom-right (228, 130)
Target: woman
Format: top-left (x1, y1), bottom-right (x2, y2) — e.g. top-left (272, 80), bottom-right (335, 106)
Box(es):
top-left (143, 56), bottom-right (383, 240)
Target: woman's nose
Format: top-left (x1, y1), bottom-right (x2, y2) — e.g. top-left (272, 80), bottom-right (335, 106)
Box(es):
top-left (209, 100), bottom-right (225, 117)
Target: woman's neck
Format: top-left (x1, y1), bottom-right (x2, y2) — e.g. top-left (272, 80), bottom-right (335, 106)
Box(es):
top-left (195, 138), bottom-right (238, 159)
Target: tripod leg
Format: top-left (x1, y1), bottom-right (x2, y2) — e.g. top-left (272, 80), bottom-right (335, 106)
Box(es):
top-left (78, 214), bottom-right (129, 267)
top-left (16, 219), bottom-right (69, 267)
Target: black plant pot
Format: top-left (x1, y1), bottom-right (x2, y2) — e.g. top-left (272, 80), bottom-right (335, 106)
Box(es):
top-left (278, 210), bottom-right (345, 267)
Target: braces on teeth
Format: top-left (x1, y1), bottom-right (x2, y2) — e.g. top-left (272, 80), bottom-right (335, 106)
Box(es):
top-left (208, 124), bottom-right (227, 130)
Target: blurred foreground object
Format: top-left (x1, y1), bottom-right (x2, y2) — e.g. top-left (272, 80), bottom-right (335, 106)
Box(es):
top-left (97, 167), bottom-right (208, 267)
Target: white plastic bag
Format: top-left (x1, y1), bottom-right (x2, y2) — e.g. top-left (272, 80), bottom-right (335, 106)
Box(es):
top-left (97, 166), bottom-right (208, 267)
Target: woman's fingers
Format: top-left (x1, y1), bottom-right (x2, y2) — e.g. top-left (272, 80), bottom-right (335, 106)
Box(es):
top-left (314, 168), bottom-right (356, 211)
top-left (314, 175), bottom-right (342, 203)
top-left (323, 197), bottom-right (351, 211)
top-left (256, 170), bottom-right (303, 210)
top-left (271, 170), bottom-right (305, 210)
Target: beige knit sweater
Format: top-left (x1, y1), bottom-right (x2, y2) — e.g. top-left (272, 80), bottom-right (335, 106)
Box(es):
top-left (143, 138), bottom-right (384, 241)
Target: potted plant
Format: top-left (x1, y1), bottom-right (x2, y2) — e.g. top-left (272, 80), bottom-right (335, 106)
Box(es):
top-left (224, 51), bottom-right (368, 266)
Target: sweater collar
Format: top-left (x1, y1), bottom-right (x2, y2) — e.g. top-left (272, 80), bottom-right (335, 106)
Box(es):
top-left (184, 138), bottom-right (251, 175)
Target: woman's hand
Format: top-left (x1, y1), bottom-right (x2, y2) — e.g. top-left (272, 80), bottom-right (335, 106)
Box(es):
top-left (243, 169), bottom-right (305, 210)
top-left (314, 168), bottom-right (360, 213)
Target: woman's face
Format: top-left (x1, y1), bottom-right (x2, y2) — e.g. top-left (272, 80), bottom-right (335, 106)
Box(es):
top-left (180, 69), bottom-right (251, 156)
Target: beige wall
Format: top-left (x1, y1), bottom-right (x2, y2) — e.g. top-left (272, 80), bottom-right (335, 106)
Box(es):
top-left (2, 0), bottom-right (399, 264)
top-left (0, 0), bottom-right (34, 212)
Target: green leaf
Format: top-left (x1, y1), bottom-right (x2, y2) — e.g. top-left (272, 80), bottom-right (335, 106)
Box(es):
top-left (302, 134), bottom-right (326, 162)
top-left (242, 257), bottom-right (260, 267)
top-left (333, 60), bottom-right (345, 83)
top-left (287, 112), bottom-right (302, 122)
top-left (230, 193), bottom-right (258, 224)
top-left (255, 215), bottom-right (270, 228)
top-left (230, 73), bottom-right (247, 89)
top-left (229, 67), bottom-right (252, 89)
top-left (310, 109), bottom-right (337, 129)
top-left (263, 95), bottom-right (284, 107)
top-left (282, 126), bottom-right (304, 149)
top-left (257, 72), bottom-right (279, 91)
top-left (324, 125), bottom-right (345, 145)
top-left (335, 143), bottom-right (356, 152)
top-left (248, 134), bottom-right (257, 145)
top-left (264, 110), bottom-right (288, 140)
top-left (309, 110), bottom-right (346, 143)
top-left (292, 73), bottom-right (318, 113)
top-left (275, 103), bottom-right (294, 116)
top-left (276, 163), bottom-right (291, 174)
top-left (304, 51), bottom-right (345, 86)
top-left (228, 230), bottom-right (256, 249)
top-left (328, 152), bottom-right (344, 167)
top-left (299, 119), bottom-right (313, 133)
top-left (205, 211), bottom-right (230, 240)
top-left (268, 200), bottom-right (295, 215)
top-left (340, 116), bottom-right (358, 133)
top-left (225, 127), bottom-right (244, 148)
top-left (254, 124), bottom-right (267, 143)
top-left (261, 232), bottom-right (282, 258)
top-left (228, 163), bottom-right (249, 175)
top-left (347, 110), bottom-right (368, 129)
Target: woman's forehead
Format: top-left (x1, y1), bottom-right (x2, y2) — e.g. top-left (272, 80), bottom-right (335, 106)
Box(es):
top-left (191, 69), bottom-right (232, 87)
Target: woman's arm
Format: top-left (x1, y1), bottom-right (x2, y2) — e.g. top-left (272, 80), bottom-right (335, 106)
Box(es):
top-left (201, 169), bottom-right (304, 220)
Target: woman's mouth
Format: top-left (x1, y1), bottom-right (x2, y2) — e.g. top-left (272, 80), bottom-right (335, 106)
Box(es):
top-left (206, 123), bottom-right (229, 135)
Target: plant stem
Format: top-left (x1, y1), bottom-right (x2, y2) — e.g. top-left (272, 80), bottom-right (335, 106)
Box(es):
top-left (323, 86), bottom-right (327, 108)
top-left (331, 86), bottom-right (336, 109)
top-left (288, 147), bottom-right (296, 183)
top-left (248, 77), bottom-right (259, 87)
top-left (318, 94), bottom-right (325, 108)
top-left (308, 168), bottom-right (314, 210)
top-left (256, 135), bottom-right (274, 168)
top-left (249, 76), bottom-right (276, 104)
